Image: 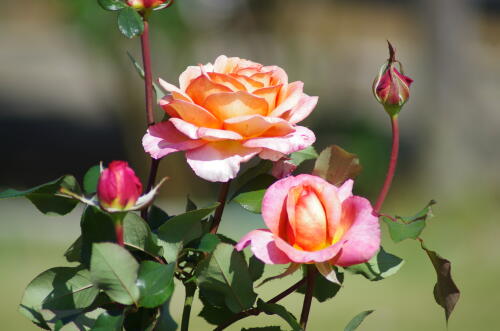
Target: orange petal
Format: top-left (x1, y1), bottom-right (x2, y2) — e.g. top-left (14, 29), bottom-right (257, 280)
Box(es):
top-left (230, 74), bottom-right (264, 92)
top-left (236, 67), bottom-right (261, 77)
top-left (253, 85), bottom-right (282, 111)
top-left (224, 115), bottom-right (293, 138)
top-left (203, 91), bottom-right (268, 121)
top-left (250, 72), bottom-right (272, 86)
top-left (208, 72), bottom-right (247, 91)
top-left (163, 99), bottom-right (221, 129)
top-left (186, 75), bottom-right (232, 105)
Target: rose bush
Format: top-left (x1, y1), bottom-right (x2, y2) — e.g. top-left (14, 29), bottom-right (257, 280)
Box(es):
top-left (236, 174), bottom-right (380, 278)
top-left (143, 55), bottom-right (318, 182)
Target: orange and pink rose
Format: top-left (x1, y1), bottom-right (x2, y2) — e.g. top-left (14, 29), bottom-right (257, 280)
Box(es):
top-left (143, 55), bottom-right (317, 182)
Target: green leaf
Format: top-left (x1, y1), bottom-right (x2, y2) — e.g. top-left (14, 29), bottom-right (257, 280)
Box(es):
top-left (91, 309), bottom-right (125, 331)
top-left (289, 146), bottom-right (318, 166)
top-left (90, 243), bottom-right (140, 305)
top-left (147, 205), bottom-right (170, 230)
top-left (118, 7), bottom-right (144, 39)
top-left (345, 247), bottom-right (404, 281)
top-left (233, 160), bottom-right (273, 192)
top-left (313, 145), bottom-right (362, 186)
top-left (344, 310), bottom-right (374, 331)
top-left (155, 203), bottom-right (219, 262)
top-left (196, 243), bottom-right (257, 313)
top-left (297, 268), bottom-right (343, 302)
top-left (232, 174), bottom-right (276, 213)
top-left (185, 196), bottom-right (197, 212)
top-left (123, 212), bottom-right (162, 258)
top-left (420, 241), bottom-right (460, 323)
top-left (98, 0), bottom-right (127, 11)
top-left (65, 237), bottom-right (83, 263)
top-left (196, 233), bottom-right (221, 253)
top-left (19, 267), bottom-right (99, 330)
top-left (382, 200), bottom-right (435, 243)
top-left (0, 175), bottom-right (80, 215)
top-left (84, 165), bottom-right (101, 195)
top-left (126, 52), bottom-right (165, 103)
top-left (137, 261), bottom-right (175, 308)
top-left (257, 299), bottom-right (302, 331)
top-left (156, 298), bottom-right (178, 331)
top-left (248, 255), bottom-right (265, 282)
top-left (40, 307), bottom-right (105, 331)
top-left (81, 206), bottom-right (117, 266)
top-left (198, 289), bottom-right (233, 325)
top-left (123, 307), bottom-right (159, 331)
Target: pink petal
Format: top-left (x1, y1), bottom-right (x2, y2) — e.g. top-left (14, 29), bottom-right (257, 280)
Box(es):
top-left (196, 127), bottom-right (243, 141)
top-left (270, 81), bottom-right (304, 118)
top-left (243, 126), bottom-right (316, 155)
top-left (284, 95), bottom-right (318, 124)
top-left (258, 149), bottom-right (285, 161)
top-left (274, 236), bottom-right (346, 264)
top-left (185, 141), bottom-right (260, 182)
top-left (333, 196), bottom-right (380, 267)
top-left (179, 66), bottom-right (203, 91)
top-left (143, 121), bottom-right (206, 159)
top-left (170, 118), bottom-right (199, 139)
top-left (223, 115), bottom-right (294, 138)
top-left (338, 179), bottom-right (354, 202)
top-left (262, 65), bottom-right (289, 86)
top-left (158, 78), bottom-right (192, 101)
top-left (253, 85), bottom-right (282, 111)
top-left (235, 229), bottom-right (291, 265)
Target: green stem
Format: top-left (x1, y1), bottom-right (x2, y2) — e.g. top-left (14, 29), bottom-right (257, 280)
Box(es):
top-left (209, 181), bottom-right (232, 234)
top-left (181, 282), bottom-right (197, 331)
top-left (299, 265), bottom-right (316, 330)
top-left (373, 115), bottom-right (400, 215)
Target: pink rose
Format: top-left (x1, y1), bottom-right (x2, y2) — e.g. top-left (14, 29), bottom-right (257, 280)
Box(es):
top-left (97, 161), bottom-right (143, 211)
top-left (143, 55), bottom-right (317, 182)
top-left (127, 0), bottom-right (167, 9)
top-left (235, 174), bottom-right (380, 273)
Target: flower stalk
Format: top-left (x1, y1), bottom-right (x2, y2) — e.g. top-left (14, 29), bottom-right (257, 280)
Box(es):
top-left (299, 265), bottom-right (317, 330)
top-left (181, 282), bottom-right (197, 331)
top-left (373, 115), bottom-right (399, 215)
top-left (209, 181), bottom-right (232, 234)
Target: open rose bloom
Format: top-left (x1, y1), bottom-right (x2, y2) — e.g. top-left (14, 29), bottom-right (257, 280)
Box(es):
top-left (143, 55), bottom-right (317, 182)
top-left (236, 174), bottom-right (380, 281)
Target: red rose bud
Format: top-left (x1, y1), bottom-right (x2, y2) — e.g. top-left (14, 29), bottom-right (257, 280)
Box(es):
top-left (97, 161), bottom-right (143, 211)
top-left (373, 42), bottom-right (413, 117)
top-left (127, 0), bottom-right (168, 10)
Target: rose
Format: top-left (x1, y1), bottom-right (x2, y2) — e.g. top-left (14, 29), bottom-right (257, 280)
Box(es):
top-left (143, 55), bottom-right (318, 182)
top-left (127, 0), bottom-right (167, 9)
top-left (235, 174), bottom-right (380, 280)
top-left (97, 161), bottom-right (143, 211)
top-left (373, 42), bottom-right (413, 116)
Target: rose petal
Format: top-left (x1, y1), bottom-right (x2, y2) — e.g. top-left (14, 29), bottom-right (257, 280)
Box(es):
top-left (270, 81), bottom-right (304, 118)
top-left (160, 99), bottom-right (221, 129)
top-left (250, 72), bottom-right (272, 86)
top-left (333, 196), bottom-right (380, 267)
top-left (253, 85), bottom-right (282, 111)
top-left (196, 127), bottom-right (243, 141)
top-left (243, 125), bottom-right (315, 155)
top-left (274, 236), bottom-right (345, 264)
top-left (223, 114), bottom-right (294, 138)
top-left (185, 141), bottom-right (260, 182)
top-left (263, 65), bottom-right (288, 86)
top-left (208, 72), bottom-right (247, 91)
top-left (203, 91), bottom-right (268, 121)
top-left (169, 118), bottom-right (199, 139)
top-left (158, 78), bottom-right (192, 102)
top-left (186, 74), bottom-right (232, 105)
top-left (284, 95), bottom-right (318, 124)
top-left (230, 73), bottom-right (264, 91)
top-left (258, 149), bottom-right (285, 162)
top-left (143, 121), bottom-right (205, 159)
top-left (337, 179), bottom-right (354, 202)
top-left (235, 229), bottom-right (291, 265)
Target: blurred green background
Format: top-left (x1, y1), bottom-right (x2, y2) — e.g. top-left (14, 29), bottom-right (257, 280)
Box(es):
top-left (1, 0), bottom-right (499, 330)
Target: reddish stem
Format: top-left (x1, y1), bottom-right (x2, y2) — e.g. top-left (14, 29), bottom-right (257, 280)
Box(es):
top-left (209, 181), bottom-right (232, 234)
top-left (139, 19), bottom-right (161, 220)
top-left (373, 115), bottom-right (400, 215)
top-left (299, 265), bottom-right (316, 330)
top-left (115, 221), bottom-right (124, 247)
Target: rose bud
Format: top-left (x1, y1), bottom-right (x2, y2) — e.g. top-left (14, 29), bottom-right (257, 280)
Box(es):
top-left (372, 42), bottom-right (413, 117)
top-left (97, 161), bottom-right (143, 211)
top-left (127, 0), bottom-right (168, 10)
top-left (236, 174), bottom-right (380, 283)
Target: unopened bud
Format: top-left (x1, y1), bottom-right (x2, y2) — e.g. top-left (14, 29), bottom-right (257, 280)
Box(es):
top-left (373, 41), bottom-right (413, 117)
top-left (97, 161), bottom-right (143, 211)
top-left (127, 0), bottom-right (168, 10)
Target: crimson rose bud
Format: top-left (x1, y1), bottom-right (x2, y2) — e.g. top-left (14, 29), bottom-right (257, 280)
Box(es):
top-left (97, 161), bottom-right (143, 211)
top-left (373, 42), bottom-right (413, 117)
top-left (127, 0), bottom-right (167, 9)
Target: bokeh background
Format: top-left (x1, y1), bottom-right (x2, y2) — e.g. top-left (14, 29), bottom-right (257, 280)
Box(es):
top-left (1, 0), bottom-right (499, 330)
